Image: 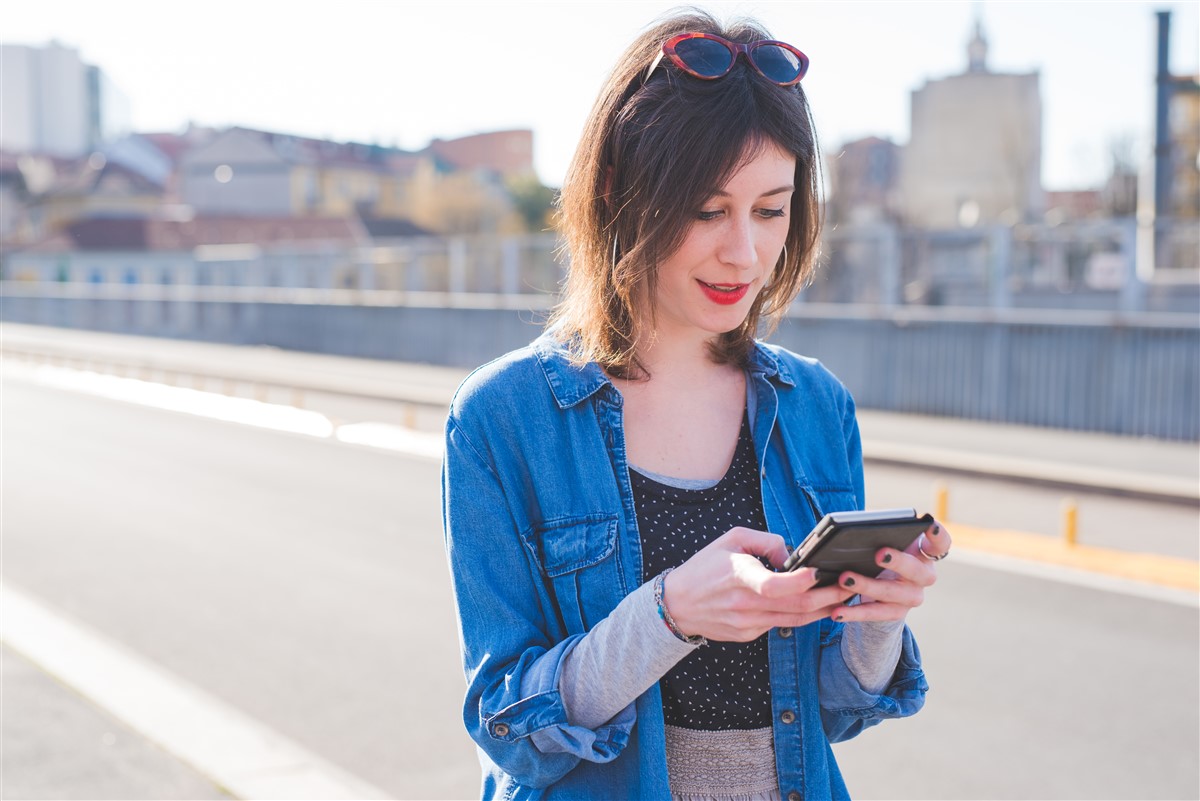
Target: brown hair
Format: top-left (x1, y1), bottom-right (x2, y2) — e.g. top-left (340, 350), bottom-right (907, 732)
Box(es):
top-left (549, 8), bottom-right (823, 379)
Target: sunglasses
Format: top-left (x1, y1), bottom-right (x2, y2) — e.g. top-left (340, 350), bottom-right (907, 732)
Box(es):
top-left (646, 32), bottom-right (809, 87)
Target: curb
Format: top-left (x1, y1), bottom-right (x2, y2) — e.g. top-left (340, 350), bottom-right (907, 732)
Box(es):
top-left (949, 523), bottom-right (1200, 593)
top-left (863, 441), bottom-right (1199, 507)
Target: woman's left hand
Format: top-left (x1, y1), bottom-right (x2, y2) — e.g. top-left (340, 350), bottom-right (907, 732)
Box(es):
top-left (829, 520), bottom-right (952, 623)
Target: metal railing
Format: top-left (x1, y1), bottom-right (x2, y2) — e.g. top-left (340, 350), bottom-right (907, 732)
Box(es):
top-left (3, 282), bottom-right (1196, 440)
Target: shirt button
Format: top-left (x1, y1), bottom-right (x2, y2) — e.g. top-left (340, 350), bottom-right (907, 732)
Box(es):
top-left (779, 627), bottom-right (793, 638)
top-left (761, 467), bottom-right (767, 478)
top-left (780, 710), bottom-right (796, 724)
top-left (492, 723), bottom-right (510, 737)
top-left (788, 792), bottom-right (802, 801)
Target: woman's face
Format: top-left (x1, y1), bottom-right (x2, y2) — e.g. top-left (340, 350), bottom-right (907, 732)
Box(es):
top-left (648, 139), bottom-right (795, 346)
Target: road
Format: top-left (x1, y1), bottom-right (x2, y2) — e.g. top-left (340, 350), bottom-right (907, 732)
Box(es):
top-left (3, 373), bottom-right (1197, 800)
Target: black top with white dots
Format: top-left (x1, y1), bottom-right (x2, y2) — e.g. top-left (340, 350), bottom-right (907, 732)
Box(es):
top-left (632, 415), bottom-right (773, 731)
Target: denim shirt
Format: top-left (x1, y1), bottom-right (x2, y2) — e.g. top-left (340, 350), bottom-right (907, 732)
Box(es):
top-left (441, 332), bottom-right (928, 800)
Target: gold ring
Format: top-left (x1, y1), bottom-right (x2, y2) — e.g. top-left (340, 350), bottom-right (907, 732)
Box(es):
top-left (918, 539), bottom-right (948, 562)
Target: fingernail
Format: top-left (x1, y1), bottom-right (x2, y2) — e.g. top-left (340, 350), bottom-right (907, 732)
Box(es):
top-left (881, 553), bottom-right (893, 564)
top-left (932, 524), bottom-right (941, 536)
top-left (834, 614), bottom-right (844, 622)
top-left (843, 577), bottom-right (856, 588)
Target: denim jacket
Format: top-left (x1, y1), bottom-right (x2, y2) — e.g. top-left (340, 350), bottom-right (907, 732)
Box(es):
top-left (442, 332), bottom-right (928, 800)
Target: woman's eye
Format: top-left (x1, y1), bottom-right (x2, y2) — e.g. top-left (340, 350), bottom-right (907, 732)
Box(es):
top-left (697, 210), bottom-right (723, 221)
top-left (757, 207), bottom-right (787, 219)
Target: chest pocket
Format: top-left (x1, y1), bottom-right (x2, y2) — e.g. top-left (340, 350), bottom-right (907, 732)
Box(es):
top-left (529, 514), bottom-right (623, 635)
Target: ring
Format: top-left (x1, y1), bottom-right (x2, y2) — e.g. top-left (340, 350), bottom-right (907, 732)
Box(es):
top-left (918, 538), bottom-right (949, 562)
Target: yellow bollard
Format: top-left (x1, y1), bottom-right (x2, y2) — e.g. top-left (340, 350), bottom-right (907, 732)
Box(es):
top-left (1062, 498), bottom-right (1078, 547)
top-left (934, 481), bottom-right (949, 523)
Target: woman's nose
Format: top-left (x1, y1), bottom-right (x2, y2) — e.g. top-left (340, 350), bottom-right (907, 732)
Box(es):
top-left (717, 218), bottom-right (757, 269)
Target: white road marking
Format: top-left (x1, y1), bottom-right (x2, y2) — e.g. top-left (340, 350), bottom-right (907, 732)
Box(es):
top-left (1, 582), bottom-right (391, 800)
top-left (335, 421), bottom-right (443, 460)
top-left (10, 363), bottom-right (333, 438)
top-left (3, 362), bottom-right (443, 460)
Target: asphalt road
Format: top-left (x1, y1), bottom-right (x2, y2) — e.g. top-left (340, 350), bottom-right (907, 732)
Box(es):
top-left (3, 374), bottom-right (1197, 800)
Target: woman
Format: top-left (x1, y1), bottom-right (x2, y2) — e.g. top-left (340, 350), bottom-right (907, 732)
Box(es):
top-left (441, 10), bottom-right (950, 800)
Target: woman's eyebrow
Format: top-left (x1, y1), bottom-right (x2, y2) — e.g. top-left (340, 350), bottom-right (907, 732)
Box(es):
top-left (711, 185), bottom-right (795, 198)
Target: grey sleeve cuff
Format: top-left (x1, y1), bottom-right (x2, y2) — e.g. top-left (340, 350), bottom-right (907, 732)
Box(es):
top-left (556, 579), bottom-right (699, 730)
top-left (839, 619), bottom-right (906, 695)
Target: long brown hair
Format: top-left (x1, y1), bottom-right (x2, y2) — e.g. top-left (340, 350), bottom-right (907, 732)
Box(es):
top-left (549, 8), bottom-right (823, 379)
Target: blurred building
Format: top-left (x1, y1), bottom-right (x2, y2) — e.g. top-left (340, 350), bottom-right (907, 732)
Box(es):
top-left (1168, 74), bottom-right (1200, 219)
top-left (177, 126), bottom-right (531, 235)
top-left (178, 127), bottom-right (388, 217)
top-left (427, 130), bottom-right (534, 179)
top-left (18, 153), bottom-right (164, 242)
top-left (827, 136), bottom-right (900, 226)
top-left (1044, 189), bottom-right (1104, 223)
top-left (5, 215), bottom-right (368, 287)
top-left (0, 153), bottom-right (28, 240)
top-left (897, 18), bottom-right (1043, 228)
top-left (0, 42), bottom-right (131, 157)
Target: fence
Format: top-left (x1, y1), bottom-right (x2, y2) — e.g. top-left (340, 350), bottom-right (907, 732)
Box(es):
top-left (5, 220), bottom-right (1197, 313)
top-left (2, 283), bottom-right (1196, 441)
top-left (812, 219), bottom-right (1198, 312)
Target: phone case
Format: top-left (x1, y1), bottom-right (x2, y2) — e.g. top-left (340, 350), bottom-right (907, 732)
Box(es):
top-left (783, 508), bottom-right (934, 586)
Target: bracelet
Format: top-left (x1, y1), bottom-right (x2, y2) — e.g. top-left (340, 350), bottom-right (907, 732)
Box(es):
top-left (654, 568), bottom-right (706, 647)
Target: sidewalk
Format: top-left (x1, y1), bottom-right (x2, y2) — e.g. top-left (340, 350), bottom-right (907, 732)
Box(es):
top-left (5, 322), bottom-right (1196, 503)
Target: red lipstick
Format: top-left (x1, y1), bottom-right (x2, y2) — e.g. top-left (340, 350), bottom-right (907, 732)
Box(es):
top-left (697, 280), bottom-right (750, 305)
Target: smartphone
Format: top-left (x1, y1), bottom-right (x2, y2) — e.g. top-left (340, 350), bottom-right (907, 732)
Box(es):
top-left (782, 508), bottom-right (934, 586)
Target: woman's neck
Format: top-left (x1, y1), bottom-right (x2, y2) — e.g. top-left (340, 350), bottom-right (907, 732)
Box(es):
top-left (632, 330), bottom-right (730, 385)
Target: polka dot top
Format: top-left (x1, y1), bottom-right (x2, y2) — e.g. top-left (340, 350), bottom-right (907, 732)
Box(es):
top-left (631, 414), bottom-right (772, 731)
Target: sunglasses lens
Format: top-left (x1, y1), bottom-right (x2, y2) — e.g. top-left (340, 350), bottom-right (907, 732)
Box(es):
top-left (674, 37), bottom-right (734, 78)
top-left (753, 44), bottom-right (804, 84)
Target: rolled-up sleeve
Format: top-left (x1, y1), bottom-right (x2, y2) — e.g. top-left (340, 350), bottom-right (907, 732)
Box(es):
top-left (442, 416), bottom-right (635, 789)
top-left (816, 619), bottom-right (928, 743)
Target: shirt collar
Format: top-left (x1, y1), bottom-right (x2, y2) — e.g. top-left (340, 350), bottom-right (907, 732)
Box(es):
top-left (533, 332), bottom-right (795, 410)
top-left (533, 333), bottom-right (612, 409)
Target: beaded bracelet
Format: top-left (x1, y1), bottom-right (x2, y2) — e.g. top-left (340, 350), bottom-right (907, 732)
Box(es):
top-left (653, 568), bottom-right (706, 647)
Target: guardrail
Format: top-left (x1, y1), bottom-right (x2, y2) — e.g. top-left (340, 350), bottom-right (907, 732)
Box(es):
top-left (3, 283), bottom-right (1197, 440)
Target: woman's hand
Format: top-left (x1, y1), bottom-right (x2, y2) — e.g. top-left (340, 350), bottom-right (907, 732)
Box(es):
top-left (830, 520), bottom-right (952, 623)
top-left (662, 527), bottom-right (857, 643)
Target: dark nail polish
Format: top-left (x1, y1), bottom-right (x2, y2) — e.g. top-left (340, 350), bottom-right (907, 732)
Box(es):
top-left (834, 615), bottom-right (844, 622)
top-left (843, 577), bottom-right (856, 588)
top-left (881, 553), bottom-right (893, 564)
top-left (932, 524), bottom-right (941, 536)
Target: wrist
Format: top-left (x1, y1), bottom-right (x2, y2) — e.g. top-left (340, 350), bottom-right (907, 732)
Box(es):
top-left (654, 569), bottom-right (706, 646)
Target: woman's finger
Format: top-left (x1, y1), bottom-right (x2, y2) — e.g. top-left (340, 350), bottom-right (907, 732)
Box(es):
top-left (872, 548), bottom-right (937, 587)
top-left (836, 571), bottom-right (925, 608)
top-left (832, 600), bottom-right (910, 623)
top-left (912, 520), bottom-right (953, 562)
top-left (721, 526), bottom-right (792, 568)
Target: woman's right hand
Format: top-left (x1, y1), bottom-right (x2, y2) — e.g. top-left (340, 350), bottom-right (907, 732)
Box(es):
top-left (662, 527), bottom-right (856, 642)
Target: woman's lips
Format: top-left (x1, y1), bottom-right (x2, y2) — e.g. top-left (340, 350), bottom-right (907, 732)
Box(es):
top-left (697, 279), bottom-right (750, 305)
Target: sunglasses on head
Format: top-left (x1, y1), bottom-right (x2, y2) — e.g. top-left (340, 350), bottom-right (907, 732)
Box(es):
top-left (646, 32), bottom-right (809, 87)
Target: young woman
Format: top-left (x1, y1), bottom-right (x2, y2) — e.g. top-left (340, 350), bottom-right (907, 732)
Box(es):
top-left (442, 10), bottom-right (950, 800)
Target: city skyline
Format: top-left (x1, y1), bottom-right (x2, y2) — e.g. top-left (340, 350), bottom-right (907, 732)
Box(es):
top-left (4, 0), bottom-right (1198, 190)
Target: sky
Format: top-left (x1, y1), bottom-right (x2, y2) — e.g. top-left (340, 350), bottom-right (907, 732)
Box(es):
top-left (5, 0), bottom-right (1198, 190)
